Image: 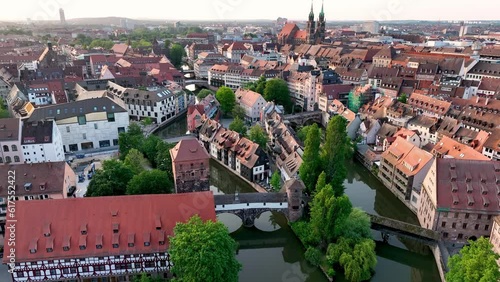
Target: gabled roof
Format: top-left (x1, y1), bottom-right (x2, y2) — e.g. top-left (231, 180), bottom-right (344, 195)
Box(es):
top-left (432, 136), bottom-right (490, 161)
top-left (0, 162), bottom-right (73, 198)
top-left (170, 139), bottom-right (210, 163)
top-left (236, 89), bottom-right (265, 108)
top-left (2, 193), bottom-right (216, 263)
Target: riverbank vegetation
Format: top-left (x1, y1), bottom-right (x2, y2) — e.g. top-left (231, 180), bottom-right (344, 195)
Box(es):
top-left (446, 237), bottom-right (500, 282)
top-left (293, 116), bottom-right (377, 281)
top-left (86, 124), bottom-right (175, 197)
top-left (169, 215), bottom-right (241, 282)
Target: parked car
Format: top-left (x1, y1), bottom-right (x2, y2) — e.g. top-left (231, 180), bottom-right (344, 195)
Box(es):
top-left (78, 174), bottom-right (85, 183)
top-left (87, 172), bottom-right (93, 180)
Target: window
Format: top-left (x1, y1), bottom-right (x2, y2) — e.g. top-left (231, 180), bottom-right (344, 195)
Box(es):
top-left (478, 214), bottom-right (482, 220)
top-left (485, 225), bottom-right (490, 231)
top-left (99, 140), bottom-right (110, 148)
top-left (465, 213), bottom-right (469, 219)
top-left (66, 126), bottom-right (70, 133)
top-left (488, 215), bottom-right (492, 220)
top-left (117, 127), bottom-right (125, 134)
top-left (475, 224), bottom-right (479, 230)
top-left (94, 123), bottom-right (98, 130)
top-left (83, 133), bottom-right (86, 140)
top-left (63, 268), bottom-right (70, 274)
top-left (441, 222), bottom-right (446, 227)
top-left (50, 269), bottom-right (56, 275)
top-left (95, 265), bottom-right (105, 271)
top-left (5, 156), bottom-right (11, 163)
top-left (113, 139), bottom-right (119, 146)
top-left (34, 270), bottom-right (42, 276)
top-left (443, 232), bottom-right (448, 238)
top-left (14, 156), bottom-right (20, 162)
top-left (96, 244), bottom-right (102, 249)
top-left (144, 241), bottom-right (150, 247)
top-left (452, 222), bottom-right (456, 228)
top-left (82, 266), bottom-right (89, 272)
top-left (78, 115), bottom-right (87, 125)
top-left (113, 243), bottom-right (119, 248)
top-left (128, 243), bottom-right (134, 247)
top-left (463, 223), bottom-right (467, 229)
top-left (107, 113), bottom-right (115, 122)
top-left (63, 246), bottom-right (70, 251)
top-left (3, 145), bottom-right (9, 152)
top-left (454, 212), bottom-right (459, 218)
top-left (458, 233), bottom-right (463, 239)
top-left (69, 144), bottom-right (78, 151)
top-left (12, 145), bottom-right (17, 151)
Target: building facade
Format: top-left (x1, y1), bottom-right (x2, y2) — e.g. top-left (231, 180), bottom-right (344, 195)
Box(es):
top-left (170, 139), bottom-right (210, 193)
top-left (21, 120), bottom-right (65, 164)
top-left (0, 118), bottom-right (22, 165)
top-left (235, 89), bottom-right (267, 122)
top-left (3, 193), bottom-right (216, 282)
top-left (418, 158), bottom-right (500, 243)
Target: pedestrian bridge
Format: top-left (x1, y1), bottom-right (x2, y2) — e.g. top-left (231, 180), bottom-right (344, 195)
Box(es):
top-left (368, 213), bottom-right (440, 245)
top-left (214, 193), bottom-right (440, 245)
top-left (214, 193), bottom-right (290, 228)
top-left (185, 79), bottom-right (209, 88)
top-left (283, 111), bottom-right (323, 126)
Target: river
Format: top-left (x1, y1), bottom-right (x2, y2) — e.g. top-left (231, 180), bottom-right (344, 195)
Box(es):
top-left (156, 118), bottom-right (441, 282)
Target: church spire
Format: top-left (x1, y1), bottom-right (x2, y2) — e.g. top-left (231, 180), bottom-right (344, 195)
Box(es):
top-left (319, 0), bottom-right (325, 21)
top-left (309, 0), bottom-right (315, 21)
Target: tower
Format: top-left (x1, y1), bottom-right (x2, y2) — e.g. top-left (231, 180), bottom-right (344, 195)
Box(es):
top-left (315, 0), bottom-right (326, 43)
top-left (59, 8), bottom-right (66, 26)
top-left (306, 1), bottom-right (316, 44)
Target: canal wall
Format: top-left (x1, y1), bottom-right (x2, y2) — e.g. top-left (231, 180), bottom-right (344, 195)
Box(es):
top-left (354, 154), bottom-right (448, 282)
top-left (211, 157), bottom-right (268, 194)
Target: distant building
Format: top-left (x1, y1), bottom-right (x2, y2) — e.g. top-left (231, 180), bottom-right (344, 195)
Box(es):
top-left (170, 139), bottom-right (210, 193)
top-left (59, 8), bottom-right (66, 26)
top-left (418, 158), bottom-right (500, 243)
top-left (362, 21), bottom-right (380, 34)
top-left (235, 89), bottom-right (267, 123)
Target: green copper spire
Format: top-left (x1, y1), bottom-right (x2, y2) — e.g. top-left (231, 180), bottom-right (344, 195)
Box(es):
top-left (309, 0), bottom-right (315, 21)
top-left (319, 0), bottom-right (325, 21)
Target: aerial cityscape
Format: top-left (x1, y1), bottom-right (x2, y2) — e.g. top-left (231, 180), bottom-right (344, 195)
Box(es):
top-left (0, 1), bottom-right (500, 282)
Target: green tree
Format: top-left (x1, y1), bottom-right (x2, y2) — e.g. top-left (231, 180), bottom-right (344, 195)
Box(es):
top-left (132, 273), bottom-right (165, 282)
top-left (216, 87), bottom-right (236, 115)
top-left (339, 239), bottom-right (377, 282)
top-left (119, 124), bottom-right (144, 160)
top-left (86, 160), bottom-right (134, 197)
top-left (446, 237), bottom-right (500, 282)
top-left (315, 171), bottom-right (327, 192)
top-left (397, 93), bottom-right (408, 104)
top-left (0, 97), bottom-right (9, 119)
top-left (124, 148), bottom-right (148, 175)
top-left (169, 215), bottom-right (241, 282)
top-left (299, 123), bottom-right (322, 194)
top-left (197, 89), bottom-right (213, 100)
top-left (310, 185), bottom-right (353, 245)
top-left (155, 142), bottom-right (176, 176)
top-left (254, 76), bottom-right (267, 94)
top-left (229, 117), bottom-right (247, 136)
top-left (270, 171), bottom-right (281, 192)
top-left (305, 247), bottom-right (323, 267)
top-left (231, 104), bottom-right (246, 120)
top-left (140, 135), bottom-right (162, 167)
top-left (321, 116), bottom-right (350, 196)
top-left (263, 79), bottom-right (292, 113)
top-left (248, 125), bottom-right (268, 148)
top-left (336, 208), bottom-right (372, 242)
top-left (141, 117), bottom-right (153, 126)
top-left (126, 170), bottom-right (173, 195)
top-left (169, 43), bottom-right (185, 67)
top-left (297, 125), bottom-right (312, 143)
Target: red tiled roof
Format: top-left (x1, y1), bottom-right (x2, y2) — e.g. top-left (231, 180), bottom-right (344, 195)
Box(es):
top-left (279, 23), bottom-right (299, 37)
top-left (170, 139), bottom-right (210, 163)
top-left (3, 193), bottom-right (216, 263)
top-left (236, 88), bottom-right (264, 108)
top-left (434, 158), bottom-right (500, 211)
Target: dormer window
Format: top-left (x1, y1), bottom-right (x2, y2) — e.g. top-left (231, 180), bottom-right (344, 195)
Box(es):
top-left (40, 183), bottom-right (46, 191)
top-left (43, 223), bottom-right (51, 237)
top-left (80, 223), bottom-right (87, 235)
top-left (144, 232), bottom-right (151, 247)
top-left (112, 222), bottom-right (119, 233)
top-left (96, 234), bottom-right (103, 249)
top-left (112, 233), bottom-right (119, 249)
top-left (79, 235), bottom-right (87, 250)
top-left (29, 238), bottom-right (38, 254)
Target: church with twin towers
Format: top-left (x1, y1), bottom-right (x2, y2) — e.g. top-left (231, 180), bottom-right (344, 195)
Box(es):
top-left (306, 0), bottom-right (326, 44)
top-left (277, 1), bottom-right (326, 45)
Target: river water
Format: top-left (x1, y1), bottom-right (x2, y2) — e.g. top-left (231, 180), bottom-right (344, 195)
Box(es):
top-left (157, 118), bottom-right (441, 282)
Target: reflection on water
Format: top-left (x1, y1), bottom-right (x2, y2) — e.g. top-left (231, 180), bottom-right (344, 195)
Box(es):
top-left (210, 159), bottom-right (257, 194)
top-left (217, 213), bottom-right (242, 233)
top-left (345, 160), bottom-right (441, 282)
top-left (254, 211), bottom-right (282, 232)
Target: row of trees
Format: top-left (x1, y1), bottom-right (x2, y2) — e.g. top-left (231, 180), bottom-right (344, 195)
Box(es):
top-left (86, 124), bottom-right (176, 197)
top-left (293, 115), bottom-right (376, 281)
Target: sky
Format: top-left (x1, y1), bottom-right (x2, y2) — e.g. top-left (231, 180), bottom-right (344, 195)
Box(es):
top-left (1, 0), bottom-right (499, 22)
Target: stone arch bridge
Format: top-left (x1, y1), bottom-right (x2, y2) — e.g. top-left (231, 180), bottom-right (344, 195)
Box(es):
top-left (283, 111), bottom-right (323, 127)
top-left (214, 193), bottom-right (294, 228)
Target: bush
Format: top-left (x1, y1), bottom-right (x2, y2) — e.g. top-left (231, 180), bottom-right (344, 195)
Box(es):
top-left (305, 247), bottom-right (322, 267)
top-left (291, 221), bottom-right (319, 247)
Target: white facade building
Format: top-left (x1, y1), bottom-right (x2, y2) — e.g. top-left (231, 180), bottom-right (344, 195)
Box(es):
top-left (25, 96), bottom-right (130, 152)
top-left (235, 89), bottom-right (267, 122)
top-left (21, 120), bottom-right (65, 163)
